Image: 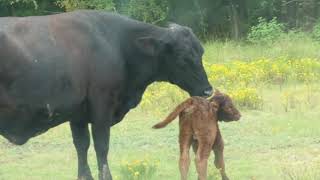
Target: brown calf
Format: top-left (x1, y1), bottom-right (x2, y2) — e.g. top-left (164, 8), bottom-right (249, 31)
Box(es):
top-left (153, 91), bottom-right (241, 180)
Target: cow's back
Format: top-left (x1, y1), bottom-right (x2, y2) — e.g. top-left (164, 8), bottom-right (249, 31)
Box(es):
top-left (0, 11), bottom-right (129, 107)
top-left (0, 11), bottom-right (130, 143)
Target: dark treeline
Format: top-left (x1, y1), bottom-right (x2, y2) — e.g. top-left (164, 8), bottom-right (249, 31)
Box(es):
top-left (1, 0), bottom-right (320, 39)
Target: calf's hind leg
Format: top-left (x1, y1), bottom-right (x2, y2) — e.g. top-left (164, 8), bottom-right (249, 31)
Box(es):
top-left (195, 136), bottom-right (215, 180)
top-left (179, 133), bottom-right (193, 180)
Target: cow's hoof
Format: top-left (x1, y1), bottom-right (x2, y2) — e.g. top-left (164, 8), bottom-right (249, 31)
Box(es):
top-left (98, 164), bottom-right (112, 180)
top-left (98, 174), bottom-right (112, 180)
top-left (77, 175), bottom-right (94, 180)
top-left (98, 173), bottom-right (112, 180)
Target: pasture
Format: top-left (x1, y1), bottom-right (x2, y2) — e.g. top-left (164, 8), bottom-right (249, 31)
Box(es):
top-left (1, 39), bottom-right (320, 180)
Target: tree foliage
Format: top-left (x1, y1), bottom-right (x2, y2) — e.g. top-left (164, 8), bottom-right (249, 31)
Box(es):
top-left (56, 0), bottom-right (115, 11)
top-left (126, 0), bottom-right (168, 24)
top-left (247, 17), bottom-right (285, 44)
top-left (1, 0), bottom-right (320, 39)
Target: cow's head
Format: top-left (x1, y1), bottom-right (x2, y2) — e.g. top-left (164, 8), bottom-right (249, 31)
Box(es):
top-left (134, 23), bottom-right (212, 97)
top-left (164, 24), bottom-right (212, 97)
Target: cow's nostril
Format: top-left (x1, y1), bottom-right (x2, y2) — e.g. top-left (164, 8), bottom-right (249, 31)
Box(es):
top-left (203, 87), bottom-right (213, 97)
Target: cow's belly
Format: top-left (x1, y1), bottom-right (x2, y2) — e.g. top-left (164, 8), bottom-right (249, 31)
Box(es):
top-left (0, 69), bottom-right (79, 146)
top-left (0, 69), bottom-right (79, 145)
top-left (0, 105), bottom-right (70, 145)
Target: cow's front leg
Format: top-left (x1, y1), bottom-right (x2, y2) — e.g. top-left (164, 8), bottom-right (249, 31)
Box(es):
top-left (90, 95), bottom-right (113, 180)
top-left (92, 123), bottom-right (112, 180)
top-left (70, 121), bottom-right (93, 180)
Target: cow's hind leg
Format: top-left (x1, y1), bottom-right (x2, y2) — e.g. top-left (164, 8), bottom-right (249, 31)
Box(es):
top-left (213, 130), bottom-right (229, 180)
top-left (70, 121), bottom-right (93, 180)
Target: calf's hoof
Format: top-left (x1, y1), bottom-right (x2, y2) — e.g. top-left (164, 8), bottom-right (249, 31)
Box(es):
top-left (222, 175), bottom-right (230, 180)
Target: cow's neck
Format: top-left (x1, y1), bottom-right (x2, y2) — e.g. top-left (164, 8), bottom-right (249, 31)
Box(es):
top-left (111, 68), bottom-right (158, 125)
top-left (110, 22), bottom-right (172, 125)
top-left (112, 25), bottom-right (166, 125)
top-left (124, 58), bottom-right (159, 109)
top-left (123, 24), bottom-right (166, 106)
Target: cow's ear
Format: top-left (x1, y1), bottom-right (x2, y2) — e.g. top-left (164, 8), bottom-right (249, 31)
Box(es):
top-left (135, 37), bottom-right (159, 56)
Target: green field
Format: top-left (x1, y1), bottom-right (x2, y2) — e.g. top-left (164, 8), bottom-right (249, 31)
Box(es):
top-left (1, 41), bottom-right (320, 180)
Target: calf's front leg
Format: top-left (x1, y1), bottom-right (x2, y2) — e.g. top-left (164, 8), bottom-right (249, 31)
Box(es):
top-left (213, 129), bottom-right (229, 180)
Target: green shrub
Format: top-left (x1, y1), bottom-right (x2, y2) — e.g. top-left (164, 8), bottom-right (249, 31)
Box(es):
top-left (247, 17), bottom-right (285, 44)
top-left (126, 0), bottom-right (168, 24)
top-left (0, 0), bottom-right (38, 8)
top-left (312, 21), bottom-right (320, 41)
top-left (56, 0), bottom-right (115, 11)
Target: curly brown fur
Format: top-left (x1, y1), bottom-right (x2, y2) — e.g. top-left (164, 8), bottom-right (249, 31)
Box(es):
top-left (209, 90), bottom-right (241, 122)
top-left (153, 90), bottom-right (241, 180)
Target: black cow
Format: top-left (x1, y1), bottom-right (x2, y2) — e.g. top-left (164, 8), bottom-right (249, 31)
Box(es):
top-left (0, 10), bottom-right (212, 180)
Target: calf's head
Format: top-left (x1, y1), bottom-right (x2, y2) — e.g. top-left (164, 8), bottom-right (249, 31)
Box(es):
top-left (210, 90), bottom-right (241, 122)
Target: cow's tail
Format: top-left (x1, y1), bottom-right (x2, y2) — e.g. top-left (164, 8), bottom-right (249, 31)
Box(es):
top-left (152, 98), bottom-right (193, 129)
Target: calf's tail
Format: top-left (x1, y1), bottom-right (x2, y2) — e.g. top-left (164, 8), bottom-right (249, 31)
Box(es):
top-left (152, 98), bottom-right (193, 129)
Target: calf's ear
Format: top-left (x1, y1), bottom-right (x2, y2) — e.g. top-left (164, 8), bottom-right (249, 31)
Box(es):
top-left (214, 89), bottom-right (222, 95)
top-left (210, 102), bottom-right (219, 112)
top-left (210, 96), bottom-right (225, 106)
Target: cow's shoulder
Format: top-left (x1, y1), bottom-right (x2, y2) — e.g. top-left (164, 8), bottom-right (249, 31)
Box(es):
top-left (0, 30), bottom-right (8, 43)
top-left (0, 31), bottom-right (15, 47)
top-left (71, 10), bottom-right (139, 27)
top-left (0, 31), bottom-right (12, 58)
top-left (0, 31), bottom-right (4, 39)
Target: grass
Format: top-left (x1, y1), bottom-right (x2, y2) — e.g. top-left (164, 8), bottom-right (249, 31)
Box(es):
top-left (203, 34), bottom-right (320, 63)
top-left (1, 39), bottom-right (320, 179)
top-left (1, 84), bottom-right (319, 180)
